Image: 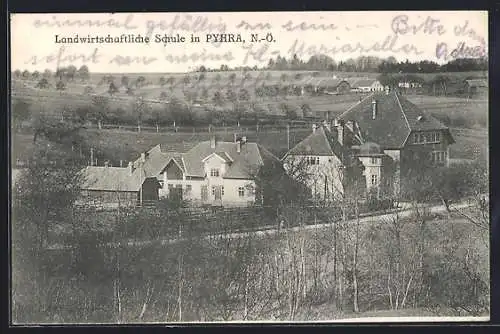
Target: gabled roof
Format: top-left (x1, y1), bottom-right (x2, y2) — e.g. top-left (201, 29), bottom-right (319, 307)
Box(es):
top-left (464, 79), bottom-right (488, 88)
top-left (80, 166), bottom-right (152, 192)
top-left (165, 155), bottom-right (186, 174)
top-left (339, 91), bottom-right (451, 148)
top-left (202, 151), bottom-right (234, 163)
top-left (133, 140), bottom-right (280, 180)
top-left (132, 144), bottom-right (183, 179)
top-left (300, 77), bottom-right (348, 88)
top-left (182, 141), bottom-right (279, 179)
top-left (348, 78), bottom-right (380, 88)
top-left (285, 126), bottom-right (347, 159)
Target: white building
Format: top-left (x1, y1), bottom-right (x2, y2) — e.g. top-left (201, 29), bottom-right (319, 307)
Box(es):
top-left (133, 136), bottom-right (282, 207)
top-left (348, 78), bottom-right (385, 92)
top-left (282, 124), bottom-right (351, 201)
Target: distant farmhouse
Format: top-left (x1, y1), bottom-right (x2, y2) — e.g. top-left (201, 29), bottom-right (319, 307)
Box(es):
top-left (80, 136), bottom-right (283, 207)
top-left (283, 88), bottom-right (454, 201)
top-left (464, 79), bottom-right (488, 98)
top-left (300, 77), bottom-right (351, 95)
top-left (398, 80), bottom-right (423, 89)
top-left (347, 78), bottom-right (385, 93)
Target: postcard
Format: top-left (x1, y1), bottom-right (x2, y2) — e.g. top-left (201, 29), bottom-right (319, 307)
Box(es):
top-left (10, 11), bottom-right (489, 324)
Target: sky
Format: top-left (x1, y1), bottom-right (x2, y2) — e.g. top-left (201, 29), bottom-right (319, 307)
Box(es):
top-left (10, 11), bottom-right (488, 73)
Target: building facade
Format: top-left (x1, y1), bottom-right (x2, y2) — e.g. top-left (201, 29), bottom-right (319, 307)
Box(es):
top-left (348, 78), bottom-right (385, 92)
top-left (133, 136), bottom-right (282, 207)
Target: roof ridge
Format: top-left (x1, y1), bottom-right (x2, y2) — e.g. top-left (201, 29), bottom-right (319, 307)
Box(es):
top-left (252, 143), bottom-right (264, 166)
top-left (258, 144), bottom-right (280, 161)
top-left (319, 127), bottom-right (335, 156)
top-left (339, 92), bottom-right (375, 118)
top-left (394, 92), bottom-right (412, 147)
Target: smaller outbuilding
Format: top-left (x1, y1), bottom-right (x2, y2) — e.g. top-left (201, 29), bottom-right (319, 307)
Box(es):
top-left (79, 162), bottom-right (161, 207)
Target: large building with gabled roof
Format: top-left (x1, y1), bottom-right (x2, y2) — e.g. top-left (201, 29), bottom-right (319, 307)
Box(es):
top-left (283, 88), bottom-right (455, 201)
top-left (131, 136), bottom-right (282, 207)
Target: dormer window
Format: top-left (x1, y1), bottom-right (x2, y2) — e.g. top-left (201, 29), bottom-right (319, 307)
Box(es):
top-left (412, 131), bottom-right (441, 144)
top-left (210, 168), bottom-right (220, 177)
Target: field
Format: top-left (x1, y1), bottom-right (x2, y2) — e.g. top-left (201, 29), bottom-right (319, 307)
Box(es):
top-left (85, 70), bottom-right (488, 84)
top-left (11, 70), bottom-right (489, 170)
top-left (12, 68), bottom-right (488, 120)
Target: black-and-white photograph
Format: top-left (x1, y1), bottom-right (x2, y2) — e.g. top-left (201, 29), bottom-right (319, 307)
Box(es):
top-left (10, 11), bottom-right (489, 323)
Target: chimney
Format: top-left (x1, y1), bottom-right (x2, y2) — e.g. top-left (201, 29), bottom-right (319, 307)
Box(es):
top-left (120, 159), bottom-right (123, 167)
top-left (104, 161), bottom-right (109, 167)
top-left (312, 124), bottom-right (317, 133)
top-left (236, 140), bottom-right (241, 153)
top-left (210, 136), bottom-right (216, 149)
top-left (128, 161), bottom-right (134, 174)
top-left (242, 136), bottom-right (247, 143)
top-left (323, 120), bottom-right (331, 132)
top-left (90, 148), bottom-right (94, 166)
top-left (372, 99), bottom-right (377, 120)
top-left (141, 152), bottom-right (146, 163)
top-left (337, 120), bottom-right (345, 146)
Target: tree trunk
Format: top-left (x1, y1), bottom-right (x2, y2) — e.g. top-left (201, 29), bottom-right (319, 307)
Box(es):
top-left (352, 200), bottom-right (360, 313)
top-left (243, 265), bottom-right (249, 320)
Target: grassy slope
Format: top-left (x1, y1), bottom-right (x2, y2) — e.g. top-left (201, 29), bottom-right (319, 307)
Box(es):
top-left (11, 72), bottom-right (488, 165)
top-left (11, 125), bottom-right (487, 166)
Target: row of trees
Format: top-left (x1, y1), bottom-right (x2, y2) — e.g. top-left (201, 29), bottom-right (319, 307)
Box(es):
top-left (13, 65), bottom-right (90, 82)
top-left (13, 97), bottom-right (307, 139)
top-left (263, 55), bottom-right (488, 73)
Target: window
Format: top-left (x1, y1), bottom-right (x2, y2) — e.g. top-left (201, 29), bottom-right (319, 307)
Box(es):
top-left (210, 168), bottom-right (220, 177)
top-left (431, 151), bottom-right (447, 164)
top-left (221, 186), bottom-right (225, 196)
top-left (413, 132), bottom-right (420, 144)
top-left (212, 186), bottom-right (216, 195)
top-left (305, 156), bottom-right (320, 165)
top-left (431, 132), bottom-right (441, 143)
top-left (238, 187), bottom-right (245, 197)
top-left (414, 131), bottom-right (441, 144)
top-left (371, 174), bottom-right (378, 186)
top-left (185, 185), bottom-right (192, 194)
top-left (371, 157), bottom-right (377, 164)
top-left (168, 184), bottom-right (174, 189)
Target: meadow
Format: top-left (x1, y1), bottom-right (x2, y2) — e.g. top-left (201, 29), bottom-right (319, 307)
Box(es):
top-left (11, 70), bottom-right (489, 167)
top-left (12, 68), bottom-right (488, 119)
top-left (12, 124), bottom-right (487, 172)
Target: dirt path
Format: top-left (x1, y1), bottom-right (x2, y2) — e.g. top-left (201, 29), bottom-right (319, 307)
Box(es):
top-left (46, 202), bottom-right (473, 251)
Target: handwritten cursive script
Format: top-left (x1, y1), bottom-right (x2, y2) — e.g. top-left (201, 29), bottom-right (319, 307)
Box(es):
top-left (391, 14), bottom-right (446, 36)
top-left (33, 14), bottom-right (137, 29)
